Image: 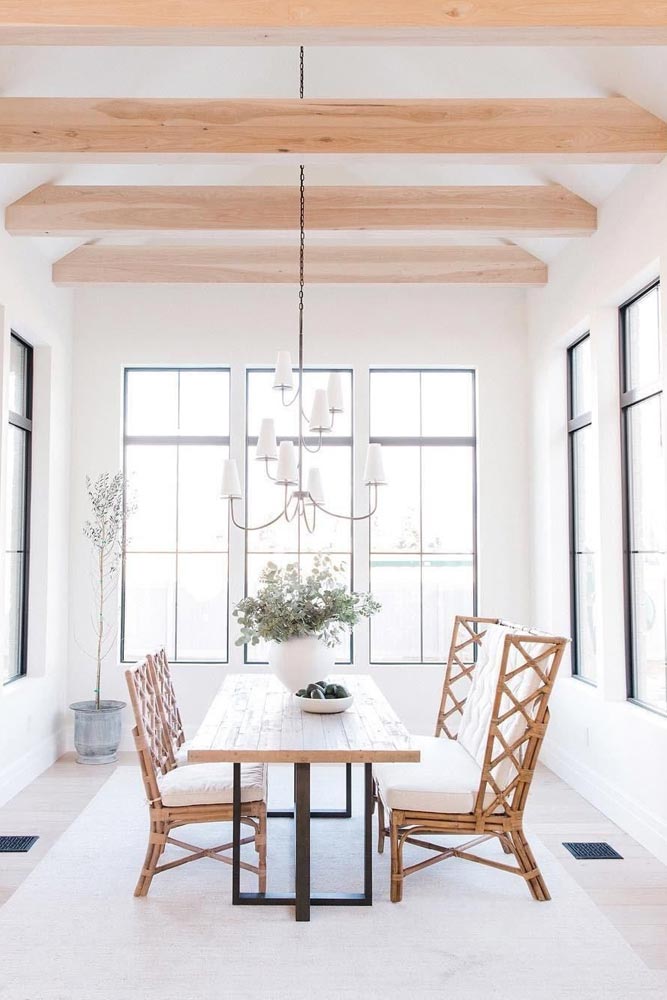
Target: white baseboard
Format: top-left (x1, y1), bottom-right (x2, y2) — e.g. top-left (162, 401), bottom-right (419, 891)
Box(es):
top-left (0, 727), bottom-right (66, 809)
top-left (541, 740), bottom-right (667, 866)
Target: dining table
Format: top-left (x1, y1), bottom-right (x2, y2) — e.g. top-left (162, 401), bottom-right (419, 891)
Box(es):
top-left (188, 673), bottom-right (420, 921)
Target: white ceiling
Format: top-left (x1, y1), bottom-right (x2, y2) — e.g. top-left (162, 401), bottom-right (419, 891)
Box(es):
top-left (1, 44), bottom-right (666, 270)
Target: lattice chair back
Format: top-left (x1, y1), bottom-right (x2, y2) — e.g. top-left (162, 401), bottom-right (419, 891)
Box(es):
top-left (436, 616), bottom-right (568, 823)
top-left (473, 629), bottom-right (567, 820)
top-left (125, 658), bottom-right (175, 804)
top-left (435, 616), bottom-right (500, 740)
top-left (148, 648), bottom-right (185, 754)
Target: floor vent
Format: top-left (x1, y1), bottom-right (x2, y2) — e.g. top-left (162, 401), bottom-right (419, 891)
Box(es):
top-left (563, 841), bottom-right (623, 860)
top-left (0, 836), bottom-right (39, 853)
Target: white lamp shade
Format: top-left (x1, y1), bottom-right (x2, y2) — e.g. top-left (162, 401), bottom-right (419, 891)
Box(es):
top-left (273, 351), bottom-right (294, 390)
top-left (363, 443), bottom-right (387, 485)
top-left (307, 467), bottom-right (326, 505)
top-left (256, 418), bottom-right (278, 461)
top-left (275, 441), bottom-right (299, 485)
top-left (221, 459), bottom-right (243, 498)
top-left (309, 388), bottom-right (332, 432)
top-left (327, 371), bottom-right (344, 413)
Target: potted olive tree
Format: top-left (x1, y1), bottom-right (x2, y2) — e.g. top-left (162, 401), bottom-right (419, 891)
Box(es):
top-left (233, 555), bottom-right (380, 692)
top-left (70, 473), bottom-right (134, 764)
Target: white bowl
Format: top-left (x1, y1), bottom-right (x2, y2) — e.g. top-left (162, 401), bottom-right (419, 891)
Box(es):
top-left (294, 694), bottom-right (354, 715)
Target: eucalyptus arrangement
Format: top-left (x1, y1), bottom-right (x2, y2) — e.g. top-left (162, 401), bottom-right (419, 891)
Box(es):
top-left (233, 555), bottom-right (381, 648)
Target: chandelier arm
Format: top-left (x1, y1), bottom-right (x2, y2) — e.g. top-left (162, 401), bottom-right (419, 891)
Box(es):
top-left (315, 485), bottom-right (379, 522)
top-left (280, 384), bottom-right (301, 408)
top-left (284, 489), bottom-right (301, 523)
top-left (264, 458), bottom-right (277, 481)
top-left (301, 431), bottom-right (323, 454)
top-left (302, 501), bottom-right (317, 535)
top-left (229, 498), bottom-right (290, 533)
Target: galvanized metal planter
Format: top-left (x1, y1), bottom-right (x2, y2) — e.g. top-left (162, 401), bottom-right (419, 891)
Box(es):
top-left (69, 700), bottom-right (125, 764)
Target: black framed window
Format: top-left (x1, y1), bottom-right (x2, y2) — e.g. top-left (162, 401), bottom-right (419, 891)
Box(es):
top-left (620, 281), bottom-right (666, 714)
top-left (4, 333), bottom-right (33, 684)
top-left (244, 369), bottom-right (354, 664)
top-left (567, 334), bottom-right (597, 683)
top-left (121, 368), bottom-right (230, 663)
top-left (369, 369), bottom-right (477, 663)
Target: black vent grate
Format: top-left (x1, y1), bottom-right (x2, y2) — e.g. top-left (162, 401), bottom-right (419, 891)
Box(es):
top-left (0, 835), bottom-right (39, 853)
top-left (563, 841), bottom-right (623, 860)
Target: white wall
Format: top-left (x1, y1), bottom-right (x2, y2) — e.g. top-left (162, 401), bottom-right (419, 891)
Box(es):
top-left (0, 229), bottom-right (73, 805)
top-left (69, 283), bottom-right (531, 743)
top-left (527, 159), bottom-right (667, 864)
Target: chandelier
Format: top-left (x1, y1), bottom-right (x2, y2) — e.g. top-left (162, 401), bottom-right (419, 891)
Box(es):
top-left (220, 48), bottom-right (386, 536)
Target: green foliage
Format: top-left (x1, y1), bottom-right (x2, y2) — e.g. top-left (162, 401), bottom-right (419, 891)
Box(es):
top-left (233, 555), bottom-right (381, 648)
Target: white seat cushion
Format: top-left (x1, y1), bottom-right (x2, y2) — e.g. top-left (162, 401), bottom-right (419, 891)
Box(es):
top-left (157, 762), bottom-right (267, 807)
top-left (374, 736), bottom-right (499, 815)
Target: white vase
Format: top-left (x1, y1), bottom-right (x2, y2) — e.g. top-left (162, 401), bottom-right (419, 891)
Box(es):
top-left (268, 635), bottom-right (335, 693)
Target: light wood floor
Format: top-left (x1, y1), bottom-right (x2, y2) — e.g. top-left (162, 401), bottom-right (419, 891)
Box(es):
top-left (1, 755), bottom-right (666, 974)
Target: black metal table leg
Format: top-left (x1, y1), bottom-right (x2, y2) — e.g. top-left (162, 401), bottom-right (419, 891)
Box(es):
top-left (231, 761), bottom-right (373, 917)
top-left (364, 763), bottom-right (373, 901)
top-left (268, 762), bottom-right (352, 819)
top-left (232, 762), bottom-right (241, 905)
top-left (294, 763), bottom-right (311, 922)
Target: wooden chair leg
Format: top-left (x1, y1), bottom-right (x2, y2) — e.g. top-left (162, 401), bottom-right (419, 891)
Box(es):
top-left (135, 821), bottom-right (166, 898)
top-left (511, 828), bottom-right (550, 902)
top-left (390, 813), bottom-right (403, 903)
top-left (134, 837), bottom-right (154, 897)
top-left (257, 807), bottom-right (267, 894)
top-left (499, 835), bottom-right (513, 855)
top-left (377, 792), bottom-right (387, 854)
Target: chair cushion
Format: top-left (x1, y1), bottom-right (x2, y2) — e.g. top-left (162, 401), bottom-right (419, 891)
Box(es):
top-left (374, 736), bottom-right (500, 815)
top-left (157, 762), bottom-right (266, 807)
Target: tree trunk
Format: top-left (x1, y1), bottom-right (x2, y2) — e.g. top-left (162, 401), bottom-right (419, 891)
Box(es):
top-left (95, 546), bottom-right (104, 710)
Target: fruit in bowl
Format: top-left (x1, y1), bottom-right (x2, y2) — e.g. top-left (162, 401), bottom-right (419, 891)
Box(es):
top-left (297, 680), bottom-right (350, 700)
top-left (294, 680), bottom-right (353, 714)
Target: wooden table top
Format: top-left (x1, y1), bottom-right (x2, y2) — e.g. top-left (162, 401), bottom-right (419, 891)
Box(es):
top-left (188, 673), bottom-right (420, 764)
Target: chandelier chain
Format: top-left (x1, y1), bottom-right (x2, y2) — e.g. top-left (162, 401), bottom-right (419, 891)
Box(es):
top-left (298, 46), bottom-right (305, 319)
top-left (299, 165), bottom-right (305, 316)
top-left (297, 46), bottom-right (306, 532)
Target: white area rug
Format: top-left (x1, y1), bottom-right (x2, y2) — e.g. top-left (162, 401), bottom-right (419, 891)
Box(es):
top-left (0, 765), bottom-right (663, 1000)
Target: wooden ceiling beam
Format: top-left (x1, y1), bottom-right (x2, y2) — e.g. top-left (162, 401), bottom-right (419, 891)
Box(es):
top-left (6, 184), bottom-right (597, 237)
top-left (0, 98), bottom-right (664, 164)
top-left (0, 2), bottom-right (666, 45)
top-left (52, 244), bottom-right (547, 286)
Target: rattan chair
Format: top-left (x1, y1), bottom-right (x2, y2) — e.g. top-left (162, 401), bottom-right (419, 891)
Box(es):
top-left (147, 648), bottom-right (188, 765)
top-left (126, 658), bottom-right (267, 897)
top-left (375, 616), bottom-right (568, 902)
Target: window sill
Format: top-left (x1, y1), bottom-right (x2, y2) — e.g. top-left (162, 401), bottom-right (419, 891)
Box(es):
top-left (626, 697), bottom-right (667, 721)
top-left (571, 673), bottom-right (597, 689)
